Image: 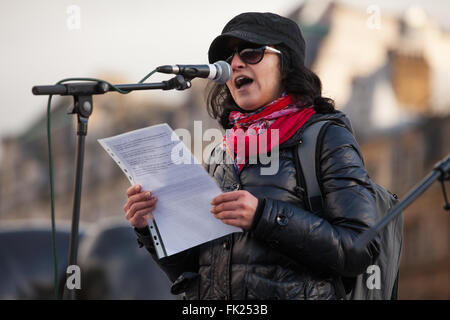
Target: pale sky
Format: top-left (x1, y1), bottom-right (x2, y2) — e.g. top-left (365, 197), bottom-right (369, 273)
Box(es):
top-left (1, 0), bottom-right (449, 159)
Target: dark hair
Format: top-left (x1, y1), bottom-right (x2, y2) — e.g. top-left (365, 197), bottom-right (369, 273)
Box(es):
top-left (206, 44), bottom-right (336, 129)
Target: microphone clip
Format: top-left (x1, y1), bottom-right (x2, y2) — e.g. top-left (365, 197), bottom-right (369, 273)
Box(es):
top-left (163, 75), bottom-right (192, 91)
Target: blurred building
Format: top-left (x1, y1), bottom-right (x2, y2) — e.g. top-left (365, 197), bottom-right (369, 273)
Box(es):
top-left (0, 76), bottom-right (217, 299)
top-left (0, 77), bottom-right (218, 224)
top-left (288, 0), bottom-right (450, 299)
top-left (1, 0), bottom-right (449, 299)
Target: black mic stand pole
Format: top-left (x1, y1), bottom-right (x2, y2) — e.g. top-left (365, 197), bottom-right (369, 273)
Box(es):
top-left (66, 95), bottom-right (90, 300)
top-left (32, 75), bottom-right (192, 300)
top-left (355, 154), bottom-right (450, 251)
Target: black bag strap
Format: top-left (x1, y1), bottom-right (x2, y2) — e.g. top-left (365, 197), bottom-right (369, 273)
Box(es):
top-left (391, 270), bottom-right (399, 300)
top-left (206, 145), bottom-right (222, 177)
top-left (296, 120), bottom-right (349, 299)
top-left (296, 120), bottom-right (331, 213)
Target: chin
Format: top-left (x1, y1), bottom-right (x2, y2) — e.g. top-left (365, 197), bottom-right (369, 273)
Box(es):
top-left (239, 105), bottom-right (260, 112)
top-left (235, 99), bottom-right (262, 112)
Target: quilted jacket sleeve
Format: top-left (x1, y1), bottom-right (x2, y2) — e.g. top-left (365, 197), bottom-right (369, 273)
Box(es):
top-left (252, 124), bottom-right (381, 277)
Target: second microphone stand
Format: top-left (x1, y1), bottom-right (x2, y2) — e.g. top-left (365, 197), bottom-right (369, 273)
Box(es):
top-left (355, 154), bottom-right (450, 251)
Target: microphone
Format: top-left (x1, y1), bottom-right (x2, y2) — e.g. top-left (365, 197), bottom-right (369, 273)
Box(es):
top-left (156, 61), bottom-right (232, 84)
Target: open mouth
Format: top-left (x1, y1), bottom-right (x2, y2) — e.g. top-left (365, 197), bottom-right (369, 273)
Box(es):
top-left (235, 76), bottom-right (253, 89)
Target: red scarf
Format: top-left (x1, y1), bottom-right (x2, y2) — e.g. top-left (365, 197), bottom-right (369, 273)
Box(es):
top-left (223, 94), bottom-right (316, 173)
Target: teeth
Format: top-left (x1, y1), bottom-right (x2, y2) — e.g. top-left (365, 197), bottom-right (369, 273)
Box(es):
top-left (235, 76), bottom-right (252, 89)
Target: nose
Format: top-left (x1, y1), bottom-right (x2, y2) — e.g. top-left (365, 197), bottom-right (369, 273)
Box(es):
top-left (230, 52), bottom-right (245, 70)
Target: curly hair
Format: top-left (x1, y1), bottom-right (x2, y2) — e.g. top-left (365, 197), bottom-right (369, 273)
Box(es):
top-left (206, 44), bottom-right (336, 129)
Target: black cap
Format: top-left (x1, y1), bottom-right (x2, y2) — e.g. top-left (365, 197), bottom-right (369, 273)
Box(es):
top-left (208, 12), bottom-right (306, 66)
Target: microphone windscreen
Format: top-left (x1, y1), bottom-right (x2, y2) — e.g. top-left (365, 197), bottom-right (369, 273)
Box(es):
top-left (213, 61), bottom-right (232, 84)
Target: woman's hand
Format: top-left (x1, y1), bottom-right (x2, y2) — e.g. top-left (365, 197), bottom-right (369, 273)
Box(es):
top-left (124, 184), bottom-right (158, 229)
top-left (210, 190), bottom-right (258, 230)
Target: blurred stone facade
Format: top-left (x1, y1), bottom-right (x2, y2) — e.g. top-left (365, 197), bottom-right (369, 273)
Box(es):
top-left (0, 78), bottom-right (219, 225)
top-left (289, 0), bottom-right (450, 299)
top-left (1, 0), bottom-right (449, 299)
top-left (359, 117), bottom-right (450, 299)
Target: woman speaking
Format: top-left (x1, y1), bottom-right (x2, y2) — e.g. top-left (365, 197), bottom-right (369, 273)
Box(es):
top-left (123, 12), bottom-right (380, 300)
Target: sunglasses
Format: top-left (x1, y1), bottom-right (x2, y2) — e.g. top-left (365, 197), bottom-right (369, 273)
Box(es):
top-left (225, 46), bottom-right (282, 65)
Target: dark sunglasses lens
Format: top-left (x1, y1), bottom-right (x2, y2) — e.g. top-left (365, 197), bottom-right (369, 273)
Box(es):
top-left (225, 54), bottom-right (234, 64)
top-left (225, 47), bottom-right (265, 64)
top-left (240, 48), bottom-right (264, 64)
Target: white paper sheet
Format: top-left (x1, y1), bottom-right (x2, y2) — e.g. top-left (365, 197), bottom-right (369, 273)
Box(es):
top-left (98, 123), bottom-right (241, 258)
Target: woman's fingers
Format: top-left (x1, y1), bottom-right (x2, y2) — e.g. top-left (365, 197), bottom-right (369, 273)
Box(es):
top-left (210, 201), bottom-right (240, 214)
top-left (124, 185), bottom-right (158, 229)
top-left (211, 191), bottom-right (242, 205)
top-left (129, 209), bottom-right (154, 227)
top-left (126, 198), bottom-right (157, 220)
top-left (211, 190), bottom-right (258, 230)
top-left (214, 212), bottom-right (243, 228)
top-left (124, 191), bottom-right (153, 212)
top-left (211, 210), bottom-right (238, 220)
top-left (126, 184), bottom-right (141, 197)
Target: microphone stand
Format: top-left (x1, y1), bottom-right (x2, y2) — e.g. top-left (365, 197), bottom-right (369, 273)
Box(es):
top-left (355, 154), bottom-right (450, 251)
top-left (32, 75), bottom-right (192, 300)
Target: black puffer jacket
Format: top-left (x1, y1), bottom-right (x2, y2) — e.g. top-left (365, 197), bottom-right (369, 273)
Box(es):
top-left (136, 111), bottom-right (380, 300)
